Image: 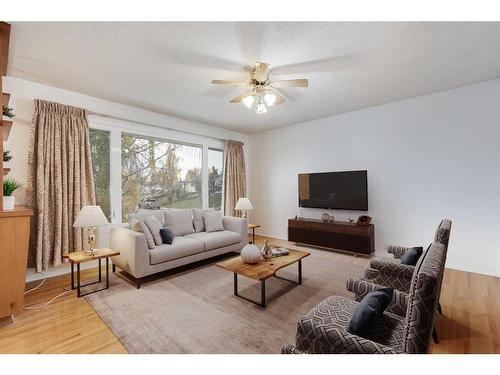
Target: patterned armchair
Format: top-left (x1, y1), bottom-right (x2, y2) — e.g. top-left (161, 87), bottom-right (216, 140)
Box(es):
top-left (282, 241), bottom-right (447, 354)
top-left (355, 219), bottom-right (452, 299)
top-left (347, 219), bottom-right (452, 343)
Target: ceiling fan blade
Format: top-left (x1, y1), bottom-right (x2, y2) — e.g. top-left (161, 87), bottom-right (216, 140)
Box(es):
top-left (230, 91), bottom-right (254, 103)
top-left (212, 79), bottom-right (248, 86)
top-left (274, 93), bottom-right (285, 105)
top-left (271, 79), bottom-right (309, 88)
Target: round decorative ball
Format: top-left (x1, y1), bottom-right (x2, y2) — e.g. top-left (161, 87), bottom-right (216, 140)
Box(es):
top-left (241, 242), bottom-right (261, 264)
top-left (321, 213), bottom-right (330, 222)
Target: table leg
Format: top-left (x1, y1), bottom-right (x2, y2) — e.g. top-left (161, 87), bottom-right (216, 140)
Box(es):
top-left (233, 273), bottom-right (238, 295)
top-left (261, 280), bottom-right (266, 308)
top-left (298, 259), bottom-right (302, 285)
top-left (252, 228), bottom-right (256, 244)
top-left (106, 257), bottom-right (109, 289)
top-left (70, 262), bottom-right (75, 290)
top-left (98, 258), bottom-right (102, 282)
top-left (77, 263), bottom-right (81, 298)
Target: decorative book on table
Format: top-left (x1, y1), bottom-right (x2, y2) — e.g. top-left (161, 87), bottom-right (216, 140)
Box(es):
top-left (271, 247), bottom-right (289, 257)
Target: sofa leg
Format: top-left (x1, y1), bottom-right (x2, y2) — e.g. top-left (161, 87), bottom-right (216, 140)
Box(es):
top-left (438, 302), bottom-right (443, 315)
top-left (432, 327), bottom-right (439, 344)
top-left (136, 279), bottom-right (141, 289)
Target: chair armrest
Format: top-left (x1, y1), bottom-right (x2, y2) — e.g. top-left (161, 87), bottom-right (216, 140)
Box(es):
top-left (222, 216), bottom-right (248, 244)
top-left (109, 226), bottom-right (150, 278)
top-left (369, 258), bottom-right (415, 279)
top-left (364, 258), bottom-right (415, 292)
top-left (387, 245), bottom-right (410, 259)
top-left (297, 326), bottom-right (400, 354)
top-left (281, 344), bottom-right (305, 354)
top-left (346, 278), bottom-right (409, 317)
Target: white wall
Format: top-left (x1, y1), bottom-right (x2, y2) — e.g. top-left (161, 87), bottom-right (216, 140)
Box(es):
top-left (249, 79), bottom-right (500, 277)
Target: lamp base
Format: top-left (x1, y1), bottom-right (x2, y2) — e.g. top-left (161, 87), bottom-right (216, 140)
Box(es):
top-left (84, 247), bottom-right (99, 256)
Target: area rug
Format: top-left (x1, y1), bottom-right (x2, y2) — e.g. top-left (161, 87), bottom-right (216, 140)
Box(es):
top-left (85, 247), bottom-right (368, 353)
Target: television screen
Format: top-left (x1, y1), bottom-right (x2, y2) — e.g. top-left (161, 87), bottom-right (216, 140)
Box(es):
top-left (298, 170), bottom-right (368, 210)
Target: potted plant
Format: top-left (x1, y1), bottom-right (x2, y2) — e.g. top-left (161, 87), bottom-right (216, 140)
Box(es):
top-left (3, 150), bottom-right (12, 163)
top-left (2, 104), bottom-right (15, 118)
top-left (3, 179), bottom-right (21, 210)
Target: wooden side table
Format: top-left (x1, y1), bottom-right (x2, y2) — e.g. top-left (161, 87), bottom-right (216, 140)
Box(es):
top-left (248, 224), bottom-right (261, 244)
top-left (63, 248), bottom-right (120, 298)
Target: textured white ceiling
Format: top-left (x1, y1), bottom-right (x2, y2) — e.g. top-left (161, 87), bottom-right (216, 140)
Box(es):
top-left (8, 22), bottom-right (500, 134)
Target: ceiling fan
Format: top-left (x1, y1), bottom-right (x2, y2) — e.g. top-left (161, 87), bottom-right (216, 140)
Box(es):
top-left (211, 62), bottom-right (308, 114)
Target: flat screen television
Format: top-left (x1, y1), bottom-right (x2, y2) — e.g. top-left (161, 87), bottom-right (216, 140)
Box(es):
top-left (298, 170), bottom-right (368, 210)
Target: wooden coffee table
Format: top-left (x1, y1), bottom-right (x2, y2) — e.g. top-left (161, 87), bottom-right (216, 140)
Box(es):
top-left (216, 248), bottom-right (310, 308)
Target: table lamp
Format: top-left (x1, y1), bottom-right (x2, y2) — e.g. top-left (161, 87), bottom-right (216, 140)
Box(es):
top-left (73, 205), bottom-right (109, 255)
top-left (235, 197), bottom-right (253, 218)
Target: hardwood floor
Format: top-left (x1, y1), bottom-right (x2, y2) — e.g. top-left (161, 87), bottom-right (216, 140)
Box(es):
top-left (0, 234), bottom-right (498, 354)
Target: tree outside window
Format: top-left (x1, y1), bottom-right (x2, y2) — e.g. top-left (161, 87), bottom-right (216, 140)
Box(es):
top-left (121, 133), bottom-right (202, 221)
top-left (208, 148), bottom-right (223, 209)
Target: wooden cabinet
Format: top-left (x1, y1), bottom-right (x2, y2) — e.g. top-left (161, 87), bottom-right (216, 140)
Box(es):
top-left (0, 206), bottom-right (33, 320)
top-left (288, 218), bottom-right (374, 255)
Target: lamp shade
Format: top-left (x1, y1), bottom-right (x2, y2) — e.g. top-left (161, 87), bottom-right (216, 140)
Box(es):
top-left (73, 205), bottom-right (109, 228)
top-left (235, 197), bottom-right (253, 211)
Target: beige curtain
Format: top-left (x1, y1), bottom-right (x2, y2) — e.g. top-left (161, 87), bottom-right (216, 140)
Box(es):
top-left (223, 140), bottom-right (246, 217)
top-left (26, 100), bottom-right (95, 272)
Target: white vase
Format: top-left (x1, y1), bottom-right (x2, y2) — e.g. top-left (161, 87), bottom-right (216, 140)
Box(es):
top-left (3, 196), bottom-right (15, 210)
top-left (241, 243), bottom-right (261, 264)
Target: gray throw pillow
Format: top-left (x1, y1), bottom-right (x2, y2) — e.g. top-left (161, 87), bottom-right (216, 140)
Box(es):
top-left (192, 208), bottom-right (215, 232)
top-left (163, 209), bottom-right (195, 236)
top-left (130, 219), bottom-right (155, 249)
top-left (129, 210), bottom-right (164, 230)
top-left (204, 210), bottom-right (224, 232)
top-left (144, 216), bottom-right (163, 246)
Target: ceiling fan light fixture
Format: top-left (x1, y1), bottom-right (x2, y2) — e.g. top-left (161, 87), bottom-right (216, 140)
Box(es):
top-left (242, 95), bottom-right (255, 109)
top-left (256, 100), bottom-right (267, 115)
top-left (263, 93), bottom-right (277, 107)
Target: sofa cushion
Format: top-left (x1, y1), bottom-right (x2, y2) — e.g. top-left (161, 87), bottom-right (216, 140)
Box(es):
top-left (400, 246), bottom-right (423, 266)
top-left (192, 208), bottom-right (215, 232)
top-left (163, 209), bottom-right (195, 236)
top-left (185, 230), bottom-right (241, 251)
top-left (149, 236), bottom-right (204, 265)
top-left (144, 216), bottom-right (163, 246)
top-left (204, 210), bottom-right (224, 232)
top-left (159, 227), bottom-right (175, 245)
top-left (347, 287), bottom-right (393, 336)
top-left (132, 220), bottom-right (155, 249)
top-left (129, 210), bottom-right (164, 230)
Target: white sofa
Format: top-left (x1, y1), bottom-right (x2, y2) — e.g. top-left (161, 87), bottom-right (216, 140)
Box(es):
top-left (109, 209), bottom-right (248, 288)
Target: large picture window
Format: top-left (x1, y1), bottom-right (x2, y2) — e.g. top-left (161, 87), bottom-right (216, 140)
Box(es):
top-left (208, 148), bottom-right (224, 210)
top-left (121, 133), bottom-right (202, 221)
top-left (89, 128), bottom-right (111, 220)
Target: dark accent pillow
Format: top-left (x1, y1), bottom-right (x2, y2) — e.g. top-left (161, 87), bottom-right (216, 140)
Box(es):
top-left (400, 246), bottom-right (424, 266)
top-left (347, 287), bottom-right (394, 336)
top-left (159, 227), bottom-right (175, 245)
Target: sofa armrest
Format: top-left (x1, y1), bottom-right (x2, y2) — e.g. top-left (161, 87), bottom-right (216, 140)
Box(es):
top-left (387, 245), bottom-right (410, 259)
top-left (222, 216), bottom-right (248, 244)
top-left (109, 226), bottom-right (150, 278)
top-left (346, 278), bottom-right (409, 317)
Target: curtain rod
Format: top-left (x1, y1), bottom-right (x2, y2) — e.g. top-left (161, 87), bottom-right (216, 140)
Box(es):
top-left (87, 111), bottom-right (231, 143)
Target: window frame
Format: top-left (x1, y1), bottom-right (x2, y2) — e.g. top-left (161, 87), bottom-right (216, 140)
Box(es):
top-left (88, 115), bottom-right (224, 224)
